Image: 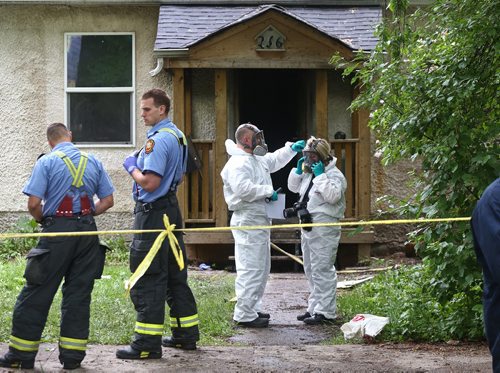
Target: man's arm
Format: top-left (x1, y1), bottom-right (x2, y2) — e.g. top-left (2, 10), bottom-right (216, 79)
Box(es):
top-left (129, 169), bottom-right (161, 193)
top-left (93, 194), bottom-right (114, 216)
top-left (27, 195), bottom-right (43, 222)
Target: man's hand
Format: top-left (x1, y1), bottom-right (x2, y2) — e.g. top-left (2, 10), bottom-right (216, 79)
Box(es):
top-left (266, 187), bottom-right (282, 202)
top-left (295, 157), bottom-right (305, 175)
top-left (123, 154), bottom-right (138, 174)
top-left (291, 140), bottom-right (306, 152)
top-left (312, 161), bottom-right (325, 177)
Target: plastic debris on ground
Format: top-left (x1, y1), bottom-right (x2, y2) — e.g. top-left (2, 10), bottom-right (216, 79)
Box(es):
top-left (340, 314), bottom-right (389, 340)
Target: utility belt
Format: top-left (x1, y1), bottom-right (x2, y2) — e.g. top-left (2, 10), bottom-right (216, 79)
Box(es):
top-left (134, 191), bottom-right (177, 214)
top-left (39, 214), bottom-right (94, 229)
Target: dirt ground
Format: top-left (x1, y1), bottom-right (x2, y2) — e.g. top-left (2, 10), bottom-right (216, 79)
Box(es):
top-left (0, 264), bottom-right (492, 372)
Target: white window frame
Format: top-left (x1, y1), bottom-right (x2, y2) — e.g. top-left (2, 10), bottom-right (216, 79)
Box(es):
top-left (64, 32), bottom-right (136, 148)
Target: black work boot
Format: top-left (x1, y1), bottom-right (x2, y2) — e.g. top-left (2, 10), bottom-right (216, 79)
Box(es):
top-left (62, 361), bottom-right (81, 370)
top-left (116, 346), bottom-right (162, 360)
top-left (303, 313), bottom-right (336, 325)
top-left (297, 311), bottom-right (311, 321)
top-left (257, 312), bottom-right (270, 319)
top-left (0, 352), bottom-right (35, 369)
top-left (236, 317), bottom-right (269, 328)
top-left (162, 336), bottom-right (197, 350)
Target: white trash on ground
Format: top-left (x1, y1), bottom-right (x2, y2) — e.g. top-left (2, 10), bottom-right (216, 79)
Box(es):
top-left (340, 314), bottom-right (390, 340)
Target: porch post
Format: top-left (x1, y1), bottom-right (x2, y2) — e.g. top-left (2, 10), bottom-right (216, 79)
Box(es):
top-left (352, 87), bottom-right (371, 261)
top-left (315, 69), bottom-right (328, 139)
top-left (214, 69), bottom-right (228, 227)
top-left (172, 68), bottom-right (188, 218)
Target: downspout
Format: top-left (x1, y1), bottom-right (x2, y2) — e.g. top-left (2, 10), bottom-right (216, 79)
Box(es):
top-left (149, 58), bottom-right (164, 77)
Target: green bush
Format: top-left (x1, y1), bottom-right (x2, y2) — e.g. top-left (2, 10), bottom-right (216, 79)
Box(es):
top-left (0, 217), bottom-right (39, 261)
top-left (338, 265), bottom-right (484, 342)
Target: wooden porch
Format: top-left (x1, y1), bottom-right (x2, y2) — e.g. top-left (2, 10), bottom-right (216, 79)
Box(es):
top-left (155, 5), bottom-right (375, 265)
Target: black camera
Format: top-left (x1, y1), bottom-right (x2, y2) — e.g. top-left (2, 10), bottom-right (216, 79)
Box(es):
top-left (283, 201), bottom-right (313, 231)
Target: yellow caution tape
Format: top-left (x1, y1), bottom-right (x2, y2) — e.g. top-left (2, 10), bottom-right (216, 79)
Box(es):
top-left (0, 215), bottom-right (471, 294)
top-left (124, 214), bottom-right (184, 293)
top-left (0, 216), bottom-right (471, 240)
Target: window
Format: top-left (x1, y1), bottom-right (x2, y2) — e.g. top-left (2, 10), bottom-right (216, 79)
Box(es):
top-left (65, 33), bottom-right (135, 146)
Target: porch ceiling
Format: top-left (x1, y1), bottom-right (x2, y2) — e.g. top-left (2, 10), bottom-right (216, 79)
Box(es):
top-left (155, 4), bottom-right (381, 54)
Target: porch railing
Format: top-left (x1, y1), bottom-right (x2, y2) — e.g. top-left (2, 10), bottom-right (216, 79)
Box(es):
top-left (186, 139), bottom-right (215, 223)
top-left (331, 139), bottom-right (358, 218)
top-left (185, 138), bottom-right (359, 223)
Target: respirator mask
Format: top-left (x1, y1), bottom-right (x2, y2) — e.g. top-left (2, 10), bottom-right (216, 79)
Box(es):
top-left (252, 130), bottom-right (268, 156)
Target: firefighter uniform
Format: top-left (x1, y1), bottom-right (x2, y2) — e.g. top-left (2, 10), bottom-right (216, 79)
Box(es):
top-left (4, 141), bottom-right (114, 368)
top-left (471, 178), bottom-right (500, 373)
top-left (127, 119), bottom-right (199, 353)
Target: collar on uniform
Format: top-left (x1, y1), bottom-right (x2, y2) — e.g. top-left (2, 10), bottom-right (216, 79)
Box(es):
top-left (51, 141), bottom-right (74, 152)
top-left (147, 118), bottom-right (174, 138)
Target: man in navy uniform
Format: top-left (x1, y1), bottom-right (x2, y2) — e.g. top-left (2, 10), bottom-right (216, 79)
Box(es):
top-left (471, 178), bottom-right (500, 373)
top-left (116, 89), bottom-right (199, 360)
top-left (0, 122), bottom-right (114, 370)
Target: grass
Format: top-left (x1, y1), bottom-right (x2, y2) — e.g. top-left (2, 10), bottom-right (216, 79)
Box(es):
top-left (0, 260), bottom-right (236, 346)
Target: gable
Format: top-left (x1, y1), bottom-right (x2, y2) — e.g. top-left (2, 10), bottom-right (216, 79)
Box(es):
top-left (155, 4), bottom-right (381, 53)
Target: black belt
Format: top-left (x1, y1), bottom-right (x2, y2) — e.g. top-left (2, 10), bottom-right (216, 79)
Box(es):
top-left (134, 191), bottom-right (177, 214)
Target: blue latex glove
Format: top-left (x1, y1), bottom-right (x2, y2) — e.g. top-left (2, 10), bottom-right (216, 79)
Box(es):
top-left (291, 140), bottom-right (306, 152)
top-left (123, 154), bottom-right (138, 174)
top-left (311, 161), bottom-right (325, 177)
top-left (295, 156), bottom-right (305, 175)
top-left (270, 190), bottom-right (279, 201)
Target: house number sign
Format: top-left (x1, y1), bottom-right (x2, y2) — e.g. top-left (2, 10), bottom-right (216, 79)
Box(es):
top-left (255, 26), bottom-right (286, 51)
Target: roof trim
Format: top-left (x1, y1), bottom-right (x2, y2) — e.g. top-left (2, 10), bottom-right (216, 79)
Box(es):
top-left (153, 48), bottom-right (189, 58)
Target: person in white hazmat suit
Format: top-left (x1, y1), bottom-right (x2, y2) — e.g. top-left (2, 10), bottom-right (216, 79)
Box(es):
top-left (220, 123), bottom-right (305, 328)
top-left (288, 137), bottom-right (347, 325)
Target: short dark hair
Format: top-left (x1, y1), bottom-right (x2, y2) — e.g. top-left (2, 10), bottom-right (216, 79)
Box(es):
top-left (142, 89), bottom-right (171, 113)
top-left (47, 122), bottom-right (70, 142)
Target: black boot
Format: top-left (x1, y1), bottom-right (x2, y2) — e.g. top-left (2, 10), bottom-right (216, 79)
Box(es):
top-left (116, 346), bottom-right (162, 360)
top-left (303, 313), bottom-right (336, 325)
top-left (257, 312), bottom-right (271, 319)
top-left (235, 317), bottom-right (269, 328)
top-left (0, 352), bottom-right (35, 369)
top-left (162, 336), bottom-right (197, 350)
top-left (297, 311), bottom-right (311, 321)
top-left (62, 361), bottom-right (81, 370)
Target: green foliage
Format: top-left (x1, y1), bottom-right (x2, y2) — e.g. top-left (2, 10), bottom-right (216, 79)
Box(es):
top-left (0, 217), bottom-right (39, 261)
top-left (0, 263), bottom-right (236, 345)
top-left (101, 236), bottom-right (130, 265)
top-left (331, 0), bottom-right (499, 340)
top-left (338, 265), bottom-right (484, 341)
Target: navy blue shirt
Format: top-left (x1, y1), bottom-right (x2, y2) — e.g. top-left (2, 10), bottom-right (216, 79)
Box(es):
top-left (134, 118), bottom-right (186, 202)
top-left (23, 142), bottom-right (115, 217)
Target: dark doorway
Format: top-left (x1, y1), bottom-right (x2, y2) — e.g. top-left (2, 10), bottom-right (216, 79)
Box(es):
top-left (237, 69), bottom-right (307, 209)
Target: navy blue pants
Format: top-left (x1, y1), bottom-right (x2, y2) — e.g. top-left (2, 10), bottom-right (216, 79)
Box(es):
top-left (129, 193), bottom-right (199, 352)
top-left (9, 215), bottom-right (103, 365)
top-left (471, 178), bottom-right (500, 373)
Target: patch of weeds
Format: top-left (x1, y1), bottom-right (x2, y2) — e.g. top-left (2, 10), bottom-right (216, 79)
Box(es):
top-left (0, 217), bottom-right (39, 261)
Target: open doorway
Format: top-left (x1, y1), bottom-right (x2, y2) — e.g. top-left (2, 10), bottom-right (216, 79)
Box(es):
top-left (237, 69), bottom-right (308, 209)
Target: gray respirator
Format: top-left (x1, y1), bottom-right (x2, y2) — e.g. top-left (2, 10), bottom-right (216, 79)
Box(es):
top-left (252, 130), bottom-right (268, 156)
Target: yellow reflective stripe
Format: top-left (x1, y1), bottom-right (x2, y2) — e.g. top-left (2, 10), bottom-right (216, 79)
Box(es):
top-left (55, 151), bottom-right (77, 179)
top-left (9, 335), bottom-right (40, 352)
top-left (170, 314), bottom-right (199, 328)
top-left (140, 351), bottom-right (150, 358)
top-left (134, 322), bottom-right (163, 336)
top-left (73, 153), bottom-right (88, 188)
top-left (59, 336), bottom-right (87, 351)
top-left (54, 151), bottom-right (88, 187)
top-left (158, 128), bottom-right (187, 146)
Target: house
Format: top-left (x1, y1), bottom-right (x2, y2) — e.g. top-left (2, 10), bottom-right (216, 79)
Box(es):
top-left (0, 0), bottom-right (425, 266)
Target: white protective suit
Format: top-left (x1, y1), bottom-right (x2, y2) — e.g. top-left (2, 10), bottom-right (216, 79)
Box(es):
top-left (287, 158), bottom-right (347, 319)
top-left (221, 139), bottom-right (296, 322)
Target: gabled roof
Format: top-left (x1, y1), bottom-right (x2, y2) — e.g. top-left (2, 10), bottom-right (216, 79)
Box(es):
top-left (155, 4), bottom-right (381, 53)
